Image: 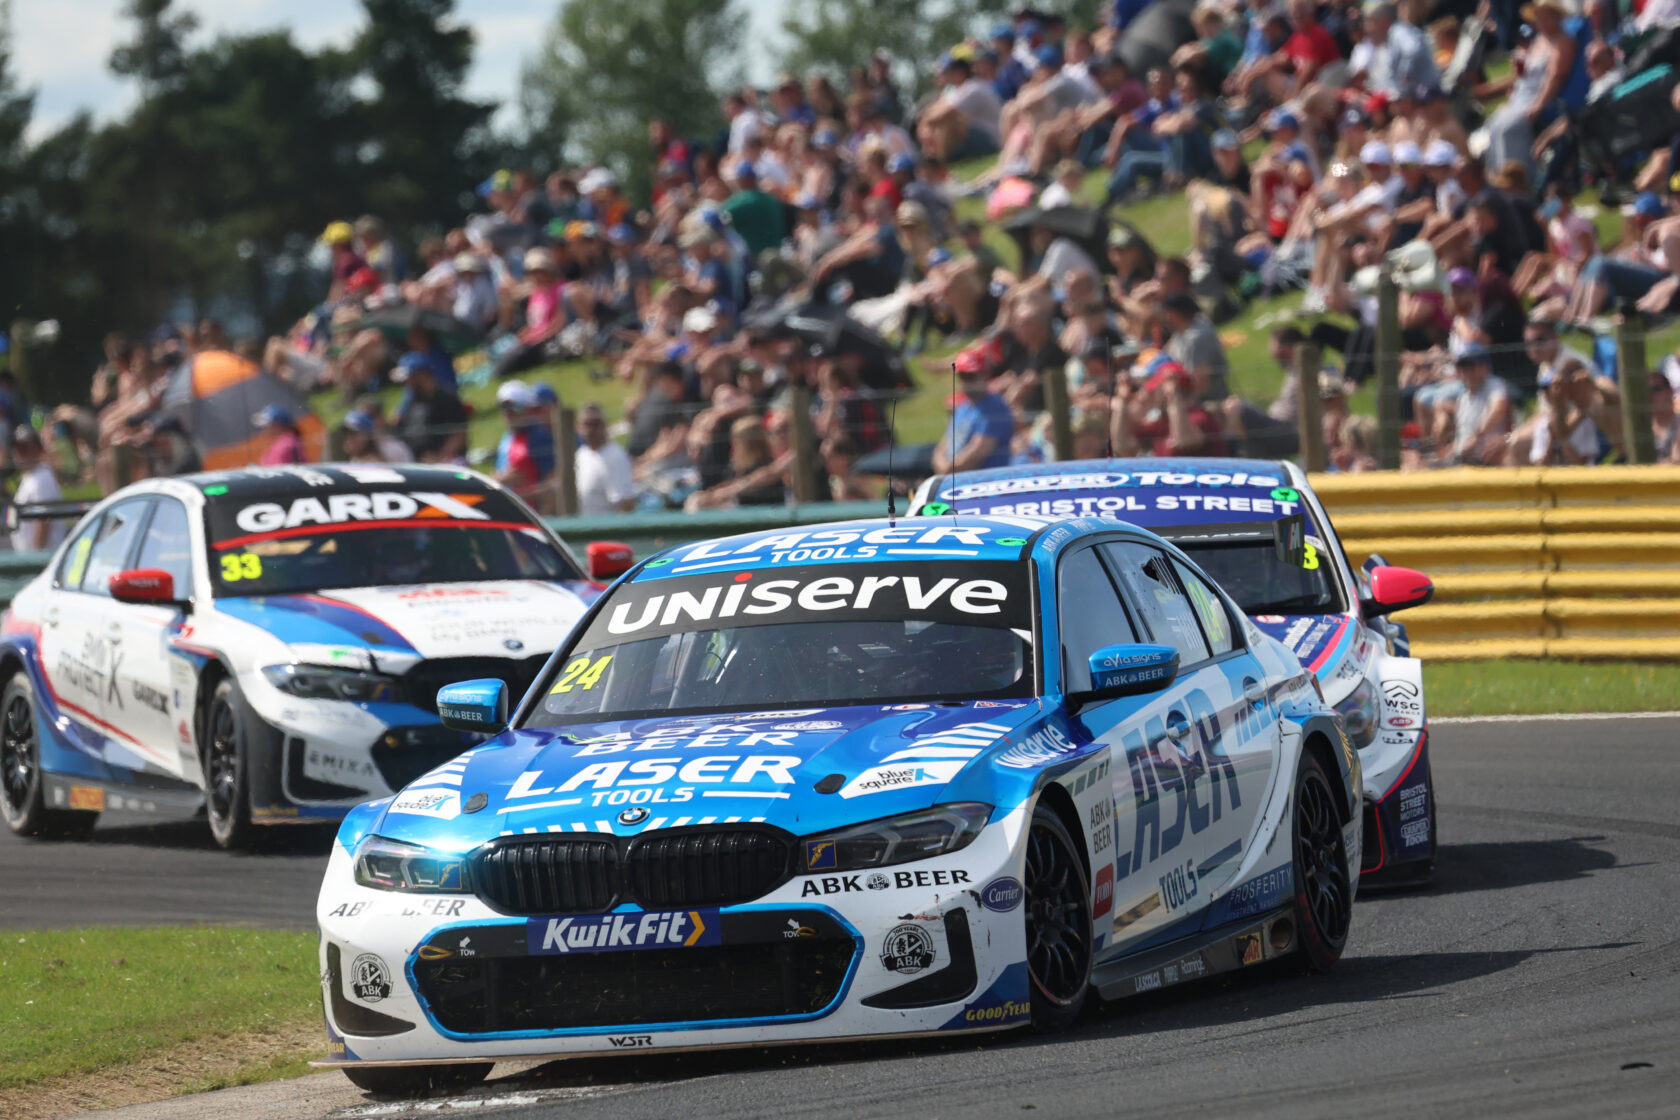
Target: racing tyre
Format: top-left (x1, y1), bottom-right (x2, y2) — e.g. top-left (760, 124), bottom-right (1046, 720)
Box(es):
top-left (341, 1062), bottom-right (492, 1097)
top-left (0, 672), bottom-right (98, 840)
top-left (203, 677), bottom-right (255, 850)
top-left (1292, 750), bottom-right (1353, 972)
top-left (1024, 803), bottom-right (1093, 1030)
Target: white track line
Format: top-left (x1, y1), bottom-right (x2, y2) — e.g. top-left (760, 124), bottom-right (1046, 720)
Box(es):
top-left (1433, 710), bottom-right (1680, 725)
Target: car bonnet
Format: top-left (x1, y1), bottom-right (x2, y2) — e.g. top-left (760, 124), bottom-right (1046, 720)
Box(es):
top-left (360, 700), bottom-right (1046, 850)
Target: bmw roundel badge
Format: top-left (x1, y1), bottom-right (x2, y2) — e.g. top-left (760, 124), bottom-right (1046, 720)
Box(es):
top-left (504, 638), bottom-right (524, 651)
top-left (618, 806), bottom-right (650, 825)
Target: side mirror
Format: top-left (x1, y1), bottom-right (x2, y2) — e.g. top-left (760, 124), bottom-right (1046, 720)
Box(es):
top-left (587, 540), bottom-right (634, 582)
top-left (1361, 565), bottom-right (1434, 619)
top-left (436, 678), bottom-right (509, 734)
top-left (1070, 643), bottom-right (1180, 708)
top-left (109, 568), bottom-right (182, 606)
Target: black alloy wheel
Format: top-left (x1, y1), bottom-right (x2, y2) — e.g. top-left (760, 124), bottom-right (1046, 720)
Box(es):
top-left (1293, 750), bottom-right (1353, 971)
top-left (341, 1062), bottom-right (493, 1098)
top-left (0, 672), bottom-right (98, 839)
top-left (204, 678), bottom-right (254, 850)
top-left (1024, 803), bottom-right (1093, 1030)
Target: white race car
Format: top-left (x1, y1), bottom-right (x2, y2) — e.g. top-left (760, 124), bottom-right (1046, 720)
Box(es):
top-left (911, 457), bottom-right (1437, 882)
top-left (0, 464), bottom-right (629, 848)
top-left (314, 514), bottom-right (1359, 1094)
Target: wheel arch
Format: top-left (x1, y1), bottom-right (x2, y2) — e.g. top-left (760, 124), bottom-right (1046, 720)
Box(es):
top-left (1034, 779), bottom-right (1091, 883)
top-left (1297, 715), bottom-right (1358, 828)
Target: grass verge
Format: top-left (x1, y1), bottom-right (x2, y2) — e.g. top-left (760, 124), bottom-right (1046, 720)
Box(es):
top-left (0, 926), bottom-right (321, 1117)
top-left (1422, 659), bottom-right (1680, 717)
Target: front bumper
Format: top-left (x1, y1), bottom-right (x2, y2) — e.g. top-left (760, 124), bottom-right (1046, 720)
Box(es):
top-left (247, 682), bottom-right (479, 822)
top-left (315, 812), bottom-right (1033, 1064)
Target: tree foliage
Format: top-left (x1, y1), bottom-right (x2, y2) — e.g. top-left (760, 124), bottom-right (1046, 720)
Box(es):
top-left (520, 0), bottom-right (744, 202)
top-left (778, 0), bottom-right (1006, 102)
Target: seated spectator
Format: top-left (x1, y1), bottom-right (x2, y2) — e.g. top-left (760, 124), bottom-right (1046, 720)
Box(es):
top-left (494, 381), bottom-right (556, 496)
top-left (1432, 342), bottom-right (1513, 466)
top-left (687, 415), bottom-right (788, 509)
top-left (721, 162), bottom-right (787, 259)
top-left (254, 405), bottom-right (308, 465)
top-left (1113, 354), bottom-right (1227, 456)
top-left (917, 55), bottom-right (1002, 162)
top-left (1649, 374), bottom-right (1680, 464)
top-left (320, 221), bottom-right (368, 299)
top-left (495, 246), bottom-right (570, 377)
top-left (391, 353), bottom-right (468, 463)
top-left (1527, 359), bottom-right (1608, 465)
top-left (933, 348), bottom-right (1014, 472)
top-left (9, 426), bottom-right (67, 553)
top-left (1162, 291), bottom-right (1231, 402)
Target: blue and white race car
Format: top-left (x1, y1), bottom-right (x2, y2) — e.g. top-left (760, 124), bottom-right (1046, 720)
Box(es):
top-left (910, 458), bottom-right (1437, 882)
top-left (315, 514), bottom-right (1359, 1094)
top-left (0, 464), bottom-right (629, 848)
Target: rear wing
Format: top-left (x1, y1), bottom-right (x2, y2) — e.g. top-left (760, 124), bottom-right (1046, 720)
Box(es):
top-left (3, 500), bottom-right (98, 534)
top-left (1156, 512), bottom-right (1308, 569)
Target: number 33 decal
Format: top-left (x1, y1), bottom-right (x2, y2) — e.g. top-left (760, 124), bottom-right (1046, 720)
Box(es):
top-left (220, 553), bottom-right (262, 581)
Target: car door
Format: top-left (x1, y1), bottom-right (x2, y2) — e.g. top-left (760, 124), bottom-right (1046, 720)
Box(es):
top-left (107, 497), bottom-right (197, 779)
top-left (41, 498), bottom-right (165, 773)
top-left (1094, 541), bottom-right (1277, 941)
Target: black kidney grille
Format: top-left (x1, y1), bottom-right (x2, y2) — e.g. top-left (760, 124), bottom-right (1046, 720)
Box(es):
top-left (624, 829), bottom-right (791, 908)
top-left (472, 828), bottom-right (793, 914)
top-left (474, 837), bottom-right (619, 913)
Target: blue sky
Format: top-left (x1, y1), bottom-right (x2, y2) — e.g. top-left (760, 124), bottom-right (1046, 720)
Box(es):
top-left (11, 0), bottom-right (785, 143)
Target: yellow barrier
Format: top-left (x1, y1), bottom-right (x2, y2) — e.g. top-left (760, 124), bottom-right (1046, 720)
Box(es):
top-left (1304, 465), bottom-right (1680, 660)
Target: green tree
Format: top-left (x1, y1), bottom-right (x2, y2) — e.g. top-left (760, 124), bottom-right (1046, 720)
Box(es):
top-left (349, 0), bottom-right (493, 228)
top-left (778, 0), bottom-right (1005, 102)
top-left (107, 0), bottom-right (199, 94)
top-left (520, 0), bottom-right (744, 203)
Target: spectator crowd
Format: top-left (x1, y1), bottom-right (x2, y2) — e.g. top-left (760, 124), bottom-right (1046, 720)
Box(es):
top-left (14, 0), bottom-right (1680, 534)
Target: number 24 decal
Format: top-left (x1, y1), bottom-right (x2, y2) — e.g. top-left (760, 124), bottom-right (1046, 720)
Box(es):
top-left (551, 655), bottom-right (612, 693)
top-left (220, 553), bottom-right (262, 581)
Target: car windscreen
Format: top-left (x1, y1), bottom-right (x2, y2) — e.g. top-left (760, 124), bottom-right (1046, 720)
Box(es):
top-left (204, 487), bottom-right (579, 596)
top-left (1175, 539), bottom-right (1341, 616)
top-left (524, 560), bottom-right (1035, 726)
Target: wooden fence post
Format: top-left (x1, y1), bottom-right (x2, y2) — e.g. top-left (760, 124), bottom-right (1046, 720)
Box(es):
top-left (789, 384), bottom-right (820, 504)
top-left (1617, 316), bottom-right (1655, 465)
top-left (553, 406), bottom-right (579, 516)
top-left (1295, 341), bottom-right (1326, 473)
top-left (1042, 360), bottom-right (1073, 462)
top-left (1374, 274), bottom-right (1402, 470)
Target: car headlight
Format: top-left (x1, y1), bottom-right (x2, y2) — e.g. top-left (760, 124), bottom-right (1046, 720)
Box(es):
top-left (262, 663), bottom-right (399, 703)
top-left (799, 803), bottom-right (992, 873)
top-left (1335, 679), bottom-right (1378, 750)
top-left (352, 835), bottom-right (470, 892)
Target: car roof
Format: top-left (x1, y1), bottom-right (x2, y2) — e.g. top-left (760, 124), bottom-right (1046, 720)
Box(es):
top-left (181, 463), bottom-right (505, 503)
top-left (632, 514), bottom-right (1056, 581)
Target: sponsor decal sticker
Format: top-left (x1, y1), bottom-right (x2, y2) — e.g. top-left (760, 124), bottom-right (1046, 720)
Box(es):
top-left (326, 902), bottom-right (368, 919)
top-left (782, 920), bottom-right (817, 939)
top-left (804, 838), bottom-right (838, 871)
top-left (774, 720), bottom-right (843, 732)
top-left (349, 954), bottom-right (392, 1002)
top-left (963, 999), bottom-right (1030, 1024)
top-left (1093, 864), bottom-right (1114, 918)
top-left (608, 1035), bottom-right (654, 1048)
top-left (1221, 866), bottom-right (1292, 919)
top-left (880, 923), bottom-right (937, 974)
top-left (527, 910), bottom-right (719, 954)
top-left (838, 761), bottom-right (965, 798)
top-left (389, 789), bottom-right (461, 820)
top-left (979, 877), bottom-right (1023, 912)
top-left (996, 723), bottom-right (1081, 769)
top-left (232, 491), bottom-right (490, 534)
top-left (800, 869), bottom-right (969, 896)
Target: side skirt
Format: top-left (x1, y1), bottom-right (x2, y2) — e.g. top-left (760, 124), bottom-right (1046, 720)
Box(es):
top-left (42, 773), bottom-right (202, 817)
top-left (1092, 906), bottom-right (1295, 1001)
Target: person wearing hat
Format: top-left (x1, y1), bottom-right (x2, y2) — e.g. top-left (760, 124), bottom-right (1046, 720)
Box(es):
top-left (1432, 340), bottom-right (1513, 465)
top-left (1162, 289), bottom-right (1231, 403)
top-left (933, 347), bottom-right (1015, 473)
top-left (390, 352), bottom-right (468, 463)
top-left (988, 22), bottom-right (1031, 101)
top-left (450, 251), bottom-right (498, 335)
top-left (1480, 0), bottom-right (1581, 183)
top-left (493, 381), bottom-right (556, 495)
top-left (319, 221), bottom-right (369, 300)
top-left (720, 158), bottom-right (786, 258)
top-left (1113, 354), bottom-right (1227, 457)
top-left (253, 404), bottom-right (308, 466)
top-left (494, 247), bottom-right (570, 378)
top-left (9, 426), bottom-right (68, 553)
top-left (1387, 138), bottom-right (1437, 245)
top-left (917, 54), bottom-right (1002, 163)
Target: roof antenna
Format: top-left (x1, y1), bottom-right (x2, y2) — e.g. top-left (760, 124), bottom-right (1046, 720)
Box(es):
top-left (885, 394), bottom-right (899, 523)
top-left (1105, 335), bottom-right (1118, 460)
top-left (949, 359), bottom-right (960, 520)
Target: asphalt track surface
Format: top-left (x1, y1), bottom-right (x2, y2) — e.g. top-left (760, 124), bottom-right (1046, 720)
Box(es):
top-left (9, 714), bottom-right (1679, 1119)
